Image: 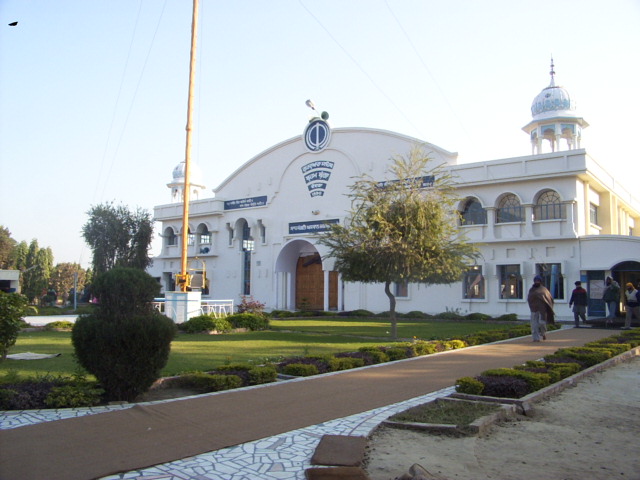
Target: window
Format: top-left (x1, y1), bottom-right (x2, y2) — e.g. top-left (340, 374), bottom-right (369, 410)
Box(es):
top-left (463, 266), bottom-right (485, 299)
top-left (534, 190), bottom-right (564, 220)
top-left (589, 203), bottom-right (598, 225)
top-left (198, 225), bottom-right (211, 245)
top-left (496, 194), bottom-right (524, 223)
top-left (187, 232), bottom-right (195, 246)
top-left (498, 265), bottom-right (522, 299)
top-left (536, 263), bottom-right (564, 299)
top-left (460, 198), bottom-right (487, 225)
top-left (241, 221), bottom-right (252, 295)
top-left (394, 280), bottom-right (408, 298)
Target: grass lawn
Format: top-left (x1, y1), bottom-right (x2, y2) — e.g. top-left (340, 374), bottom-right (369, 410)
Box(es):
top-left (1, 317), bottom-right (523, 380)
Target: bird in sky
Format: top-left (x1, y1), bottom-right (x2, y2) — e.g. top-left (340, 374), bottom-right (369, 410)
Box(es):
top-left (8, 21), bottom-right (18, 26)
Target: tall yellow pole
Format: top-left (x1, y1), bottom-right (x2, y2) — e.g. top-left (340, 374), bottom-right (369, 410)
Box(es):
top-left (179, 0), bottom-right (199, 292)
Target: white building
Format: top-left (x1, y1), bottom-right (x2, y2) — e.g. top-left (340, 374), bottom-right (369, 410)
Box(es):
top-left (149, 66), bottom-right (640, 320)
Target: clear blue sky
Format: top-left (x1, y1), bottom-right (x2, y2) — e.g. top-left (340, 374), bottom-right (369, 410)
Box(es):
top-left (1, 0), bottom-right (639, 268)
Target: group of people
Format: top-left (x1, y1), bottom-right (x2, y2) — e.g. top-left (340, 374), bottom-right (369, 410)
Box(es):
top-left (527, 275), bottom-right (639, 342)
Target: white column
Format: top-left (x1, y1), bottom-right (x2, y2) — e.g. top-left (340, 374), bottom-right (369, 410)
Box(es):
top-left (323, 270), bottom-right (330, 311)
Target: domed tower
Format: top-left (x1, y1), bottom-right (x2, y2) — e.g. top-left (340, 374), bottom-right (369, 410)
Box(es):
top-left (522, 59), bottom-right (588, 154)
top-left (167, 160), bottom-right (206, 203)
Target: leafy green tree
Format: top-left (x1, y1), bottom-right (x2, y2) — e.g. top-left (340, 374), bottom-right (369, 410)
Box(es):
top-left (12, 241), bottom-right (28, 271)
top-left (318, 147), bottom-right (478, 339)
top-left (0, 292), bottom-right (28, 360)
top-left (82, 203), bottom-right (154, 276)
top-left (50, 263), bottom-right (87, 304)
top-left (20, 240), bottom-right (54, 303)
top-left (0, 226), bottom-right (17, 269)
top-left (72, 267), bottom-right (176, 401)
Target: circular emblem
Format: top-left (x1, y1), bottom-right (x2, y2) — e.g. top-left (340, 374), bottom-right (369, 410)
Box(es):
top-left (304, 119), bottom-right (331, 152)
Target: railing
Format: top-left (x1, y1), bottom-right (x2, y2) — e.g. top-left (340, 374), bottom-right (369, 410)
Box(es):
top-left (151, 298), bottom-right (234, 318)
top-left (200, 299), bottom-right (234, 317)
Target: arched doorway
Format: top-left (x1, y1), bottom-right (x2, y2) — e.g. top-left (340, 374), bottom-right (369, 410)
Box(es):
top-left (275, 240), bottom-right (338, 311)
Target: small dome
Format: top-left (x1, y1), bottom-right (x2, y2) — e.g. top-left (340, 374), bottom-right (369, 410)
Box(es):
top-left (530, 59), bottom-right (579, 120)
top-left (171, 161), bottom-right (205, 187)
top-left (531, 85), bottom-right (575, 119)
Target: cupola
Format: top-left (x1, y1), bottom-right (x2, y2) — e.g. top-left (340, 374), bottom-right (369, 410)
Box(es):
top-left (522, 59), bottom-right (589, 154)
top-left (167, 160), bottom-right (206, 203)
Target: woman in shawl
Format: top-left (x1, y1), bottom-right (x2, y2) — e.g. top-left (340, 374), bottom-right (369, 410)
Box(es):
top-left (527, 275), bottom-right (555, 342)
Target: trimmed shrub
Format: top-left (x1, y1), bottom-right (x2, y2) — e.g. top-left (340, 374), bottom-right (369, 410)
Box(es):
top-left (357, 347), bottom-right (389, 364)
top-left (476, 374), bottom-right (530, 398)
top-left (464, 312), bottom-right (492, 321)
top-left (546, 347), bottom-right (612, 368)
top-left (443, 339), bottom-right (467, 350)
top-left (248, 366), bottom-right (278, 385)
top-left (329, 356), bottom-right (365, 371)
top-left (282, 363), bottom-right (319, 376)
top-left (44, 384), bottom-right (104, 408)
top-left (342, 309), bottom-right (374, 317)
top-left (481, 368), bottom-right (551, 392)
top-left (43, 320), bottom-right (74, 331)
top-left (583, 342), bottom-right (631, 356)
top-left (494, 313), bottom-right (518, 322)
top-left (270, 310), bottom-right (296, 318)
top-left (401, 311), bottom-right (432, 319)
top-left (227, 313), bottom-right (269, 331)
top-left (90, 267), bottom-right (160, 320)
top-left (435, 311), bottom-right (463, 320)
top-left (381, 346), bottom-right (412, 361)
top-left (412, 341), bottom-right (440, 355)
top-left (180, 315), bottom-right (232, 334)
top-left (278, 355), bottom-right (332, 374)
top-left (175, 372), bottom-right (242, 392)
top-left (455, 376), bottom-right (484, 395)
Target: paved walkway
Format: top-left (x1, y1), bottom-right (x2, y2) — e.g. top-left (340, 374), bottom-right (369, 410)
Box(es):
top-left (0, 326), bottom-right (616, 480)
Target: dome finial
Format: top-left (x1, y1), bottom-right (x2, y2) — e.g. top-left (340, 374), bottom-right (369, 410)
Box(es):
top-left (549, 56), bottom-right (556, 86)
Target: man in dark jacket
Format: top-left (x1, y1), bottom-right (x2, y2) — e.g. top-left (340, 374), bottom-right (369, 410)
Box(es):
top-left (569, 280), bottom-right (588, 327)
top-left (527, 275), bottom-right (555, 342)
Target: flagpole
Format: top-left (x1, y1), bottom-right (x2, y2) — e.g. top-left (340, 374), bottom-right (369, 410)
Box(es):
top-left (179, 0), bottom-right (199, 292)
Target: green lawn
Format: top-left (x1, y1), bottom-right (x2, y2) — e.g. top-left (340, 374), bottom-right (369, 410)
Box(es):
top-left (2, 318), bottom-right (523, 380)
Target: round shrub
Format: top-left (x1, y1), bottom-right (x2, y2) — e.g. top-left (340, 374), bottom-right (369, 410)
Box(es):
top-left (73, 312), bottom-right (176, 401)
top-left (443, 339), bottom-right (467, 350)
top-left (91, 267), bottom-right (160, 320)
top-left (455, 376), bottom-right (484, 395)
top-left (402, 311), bottom-right (432, 319)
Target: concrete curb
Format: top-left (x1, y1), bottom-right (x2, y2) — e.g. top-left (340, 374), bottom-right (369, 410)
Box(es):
top-left (381, 397), bottom-right (517, 437)
top-left (450, 345), bottom-right (640, 415)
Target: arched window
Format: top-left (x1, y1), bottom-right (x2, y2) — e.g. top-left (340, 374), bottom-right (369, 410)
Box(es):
top-left (197, 224), bottom-right (211, 245)
top-left (496, 194), bottom-right (523, 223)
top-left (164, 227), bottom-right (177, 246)
top-left (460, 198), bottom-right (487, 225)
top-left (534, 190), bottom-right (564, 220)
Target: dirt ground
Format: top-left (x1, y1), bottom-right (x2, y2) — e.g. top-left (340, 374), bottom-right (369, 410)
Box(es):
top-left (364, 356), bottom-right (640, 480)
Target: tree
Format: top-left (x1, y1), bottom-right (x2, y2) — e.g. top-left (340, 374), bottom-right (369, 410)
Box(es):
top-left (318, 147), bottom-right (479, 339)
top-left (0, 292), bottom-right (28, 360)
top-left (0, 226), bottom-right (17, 269)
top-left (82, 203), bottom-right (154, 276)
top-left (20, 240), bottom-right (53, 303)
top-left (50, 263), bottom-right (87, 305)
top-left (72, 267), bottom-right (176, 401)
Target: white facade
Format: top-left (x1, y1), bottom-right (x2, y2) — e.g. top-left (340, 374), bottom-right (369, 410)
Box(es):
top-left (149, 70), bottom-right (640, 321)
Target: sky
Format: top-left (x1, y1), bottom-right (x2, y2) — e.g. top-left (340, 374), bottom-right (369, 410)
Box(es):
top-left (1, 0), bottom-right (639, 269)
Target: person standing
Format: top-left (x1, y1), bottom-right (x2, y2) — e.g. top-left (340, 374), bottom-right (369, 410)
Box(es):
top-left (569, 280), bottom-right (588, 327)
top-left (527, 275), bottom-right (555, 342)
top-left (623, 283), bottom-right (640, 330)
top-left (602, 277), bottom-right (620, 326)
